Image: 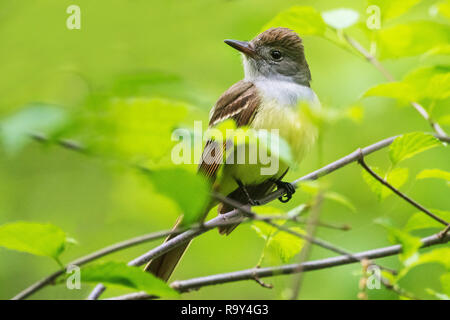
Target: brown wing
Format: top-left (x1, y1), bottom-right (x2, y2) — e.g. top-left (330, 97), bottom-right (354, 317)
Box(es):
top-left (198, 80), bottom-right (261, 181)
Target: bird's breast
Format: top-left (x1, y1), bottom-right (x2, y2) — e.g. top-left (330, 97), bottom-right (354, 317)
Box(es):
top-left (251, 80), bottom-right (319, 164)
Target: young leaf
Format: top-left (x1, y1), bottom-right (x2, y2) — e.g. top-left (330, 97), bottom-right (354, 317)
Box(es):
top-left (0, 104), bottom-right (68, 155)
top-left (298, 181), bottom-right (355, 212)
top-left (404, 210), bottom-right (450, 232)
top-left (412, 248), bottom-right (450, 269)
top-left (144, 167), bottom-right (210, 226)
top-left (0, 222), bottom-right (69, 262)
top-left (389, 132), bottom-right (442, 165)
top-left (322, 8), bottom-right (359, 30)
top-left (361, 166), bottom-right (409, 200)
top-left (376, 218), bottom-right (422, 263)
top-left (252, 222), bottom-right (304, 263)
top-left (89, 98), bottom-right (188, 161)
top-left (268, 227), bottom-right (305, 263)
top-left (364, 82), bottom-right (416, 102)
top-left (364, 66), bottom-right (450, 103)
top-left (74, 262), bottom-right (178, 297)
top-left (403, 65), bottom-right (450, 101)
top-left (416, 169), bottom-right (450, 184)
top-left (378, 21), bottom-right (450, 59)
top-left (398, 248), bottom-right (450, 280)
top-left (323, 191), bottom-right (356, 212)
top-left (263, 6), bottom-right (327, 36)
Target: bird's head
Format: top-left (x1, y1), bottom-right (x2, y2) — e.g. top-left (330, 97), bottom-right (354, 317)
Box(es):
top-left (225, 27), bottom-right (311, 86)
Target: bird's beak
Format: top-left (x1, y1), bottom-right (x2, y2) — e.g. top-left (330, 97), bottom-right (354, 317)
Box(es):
top-left (224, 39), bottom-right (257, 58)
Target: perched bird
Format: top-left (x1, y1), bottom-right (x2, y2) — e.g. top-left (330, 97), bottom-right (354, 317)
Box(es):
top-left (145, 27), bottom-right (320, 281)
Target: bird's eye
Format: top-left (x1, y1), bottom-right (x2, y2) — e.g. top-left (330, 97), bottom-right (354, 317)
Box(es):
top-left (270, 50), bottom-right (282, 60)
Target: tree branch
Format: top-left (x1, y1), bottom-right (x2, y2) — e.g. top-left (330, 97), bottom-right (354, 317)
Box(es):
top-left (86, 133), bottom-right (450, 300)
top-left (106, 232), bottom-right (450, 300)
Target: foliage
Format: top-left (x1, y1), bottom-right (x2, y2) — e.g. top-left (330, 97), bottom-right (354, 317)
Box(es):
top-left (63, 262), bottom-right (178, 298)
top-left (0, 222), bottom-right (71, 265)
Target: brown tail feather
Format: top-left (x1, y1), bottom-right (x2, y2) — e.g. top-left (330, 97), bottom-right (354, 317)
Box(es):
top-left (144, 217), bottom-right (191, 281)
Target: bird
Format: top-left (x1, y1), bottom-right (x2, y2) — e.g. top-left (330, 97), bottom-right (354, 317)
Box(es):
top-left (145, 27), bottom-right (320, 281)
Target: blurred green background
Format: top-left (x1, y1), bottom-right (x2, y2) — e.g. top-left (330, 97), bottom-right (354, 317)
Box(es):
top-left (0, 0), bottom-right (449, 299)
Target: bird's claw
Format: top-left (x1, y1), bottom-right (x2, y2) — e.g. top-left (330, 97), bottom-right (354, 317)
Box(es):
top-left (275, 181), bottom-right (296, 203)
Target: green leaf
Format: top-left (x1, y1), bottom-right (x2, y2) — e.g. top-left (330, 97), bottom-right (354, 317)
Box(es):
top-left (322, 8), bottom-right (359, 29)
top-left (110, 71), bottom-right (205, 105)
top-left (376, 218), bottom-right (422, 263)
top-left (0, 104), bottom-right (68, 155)
top-left (252, 221), bottom-right (304, 263)
top-left (263, 6), bottom-right (327, 36)
top-left (324, 191), bottom-right (356, 212)
top-left (416, 169), bottom-right (450, 185)
top-left (144, 168), bottom-right (210, 226)
top-left (389, 132), bottom-right (442, 165)
top-left (403, 65), bottom-right (450, 101)
top-left (298, 181), bottom-right (355, 212)
top-left (411, 248), bottom-right (450, 269)
top-left (88, 98), bottom-right (188, 161)
top-left (398, 248), bottom-right (450, 280)
top-left (0, 222), bottom-right (69, 261)
top-left (404, 210), bottom-right (450, 232)
top-left (268, 227), bottom-right (305, 262)
top-left (362, 167), bottom-right (409, 200)
top-left (75, 262), bottom-right (178, 297)
top-left (367, 0), bottom-right (422, 21)
top-left (364, 82), bottom-right (416, 102)
top-left (364, 65), bottom-right (450, 103)
top-left (378, 21), bottom-right (450, 59)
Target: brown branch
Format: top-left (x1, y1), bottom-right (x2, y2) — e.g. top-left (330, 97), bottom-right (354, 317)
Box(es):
top-left (86, 134), bottom-right (450, 300)
top-left (105, 232), bottom-right (450, 300)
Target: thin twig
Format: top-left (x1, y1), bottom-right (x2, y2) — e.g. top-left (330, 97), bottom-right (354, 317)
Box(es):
top-left (106, 232), bottom-right (450, 300)
top-left (357, 150), bottom-right (449, 227)
top-left (438, 224), bottom-right (450, 239)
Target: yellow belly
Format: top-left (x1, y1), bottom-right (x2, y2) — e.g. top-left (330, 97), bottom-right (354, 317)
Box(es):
top-left (251, 101), bottom-right (317, 165)
top-left (215, 101), bottom-right (317, 196)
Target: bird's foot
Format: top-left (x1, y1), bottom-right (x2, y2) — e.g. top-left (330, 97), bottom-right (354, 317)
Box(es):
top-left (235, 179), bottom-right (260, 206)
top-left (273, 180), bottom-right (296, 203)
